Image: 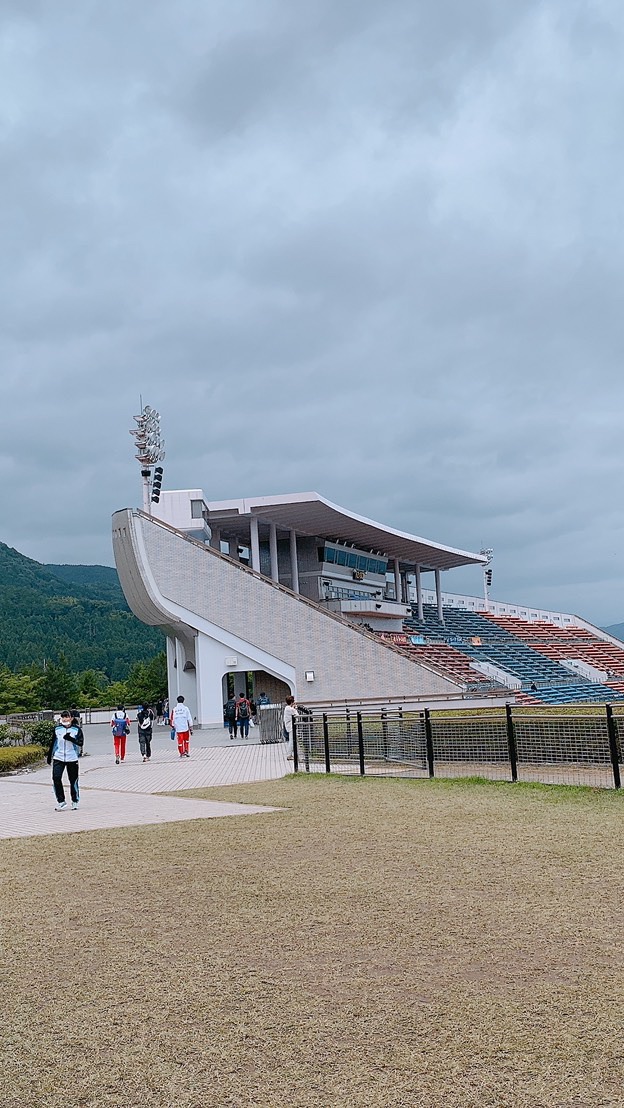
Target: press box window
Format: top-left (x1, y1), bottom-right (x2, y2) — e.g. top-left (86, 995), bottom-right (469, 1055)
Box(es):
top-left (191, 500), bottom-right (204, 519)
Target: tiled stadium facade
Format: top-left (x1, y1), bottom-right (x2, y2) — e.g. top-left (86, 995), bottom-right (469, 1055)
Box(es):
top-left (112, 508), bottom-right (462, 726)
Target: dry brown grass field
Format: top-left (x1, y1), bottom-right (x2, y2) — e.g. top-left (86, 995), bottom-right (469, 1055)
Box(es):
top-left (1, 775), bottom-right (623, 1108)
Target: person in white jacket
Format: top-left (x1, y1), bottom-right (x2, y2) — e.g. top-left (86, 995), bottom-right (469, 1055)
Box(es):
top-left (282, 695), bottom-right (299, 762)
top-left (47, 711), bottom-right (84, 810)
top-left (169, 695), bottom-right (194, 758)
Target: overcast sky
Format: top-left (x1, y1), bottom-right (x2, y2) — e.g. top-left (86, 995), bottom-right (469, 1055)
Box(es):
top-left (1, 0), bottom-right (623, 624)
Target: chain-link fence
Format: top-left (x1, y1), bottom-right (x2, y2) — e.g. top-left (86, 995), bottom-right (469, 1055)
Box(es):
top-left (292, 704), bottom-right (623, 789)
top-left (295, 709), bottom-right (429, 778)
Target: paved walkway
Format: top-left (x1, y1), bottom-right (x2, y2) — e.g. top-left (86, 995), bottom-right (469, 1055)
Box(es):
top-left (1, 740), bottom-right (290, 841)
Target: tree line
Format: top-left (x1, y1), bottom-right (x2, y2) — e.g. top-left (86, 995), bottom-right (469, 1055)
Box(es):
top-left (0, 652), bottom-right (167, 715)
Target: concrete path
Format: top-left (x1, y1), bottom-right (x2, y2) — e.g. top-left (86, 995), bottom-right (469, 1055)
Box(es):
top-left (1, 737), bottom-right (290, 841)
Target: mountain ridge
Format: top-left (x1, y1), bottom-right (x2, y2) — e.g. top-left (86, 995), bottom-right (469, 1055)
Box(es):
top-left (602, 623), bottom-right (624, 642)
top-left (0, 542), bottom-right (162, 678)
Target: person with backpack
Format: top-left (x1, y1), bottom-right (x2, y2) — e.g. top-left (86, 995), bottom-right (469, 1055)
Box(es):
top-left (224, 694), bottom-right (238, 739)
top-left (169, 694), bottom-right (193, 758)
top-left (137, 704), bottom-right (154, 762)
top-left (236, 692), bottom-right (252, 739)
top-left (110, 706), bottom-right (130, 764)
top-left (47, 710), bottom-right (84, 810)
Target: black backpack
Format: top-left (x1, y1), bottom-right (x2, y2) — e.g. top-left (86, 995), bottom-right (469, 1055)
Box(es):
top-left (225, 698), bottom-right (237, 721)
top-left (238, 700), bottom-right (249, 719)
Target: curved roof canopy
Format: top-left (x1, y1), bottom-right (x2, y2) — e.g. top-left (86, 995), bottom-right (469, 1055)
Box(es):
top-left (206, 491), bottom-right (486, 571)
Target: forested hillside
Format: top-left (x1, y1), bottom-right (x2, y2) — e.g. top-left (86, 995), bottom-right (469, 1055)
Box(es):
top-left (46, 563), bottom-right (125, 605)
top-left (0, 542), bottom-right (163, 679)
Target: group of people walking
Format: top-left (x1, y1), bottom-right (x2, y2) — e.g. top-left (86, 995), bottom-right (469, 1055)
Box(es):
top-left (47, 694), bottom-right (193, 811)
top-left (223, 692), bottom-right (256, 739)
top-left (49, 689), bottom-right (300, 811)
top-left (110, 696), bottom-right (193, 763)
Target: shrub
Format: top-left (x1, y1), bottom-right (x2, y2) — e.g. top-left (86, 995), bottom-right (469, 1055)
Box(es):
top-left (0, 723), bottom-right (27, 748)
top-left (28, 720), bottom-right (56, 749)
top-left (0, 744), bottom-right (46, 773)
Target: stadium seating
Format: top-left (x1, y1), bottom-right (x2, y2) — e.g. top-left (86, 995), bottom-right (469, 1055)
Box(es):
top-left (483, 614), bottom-right (624, 683)
top-left (393, 604), bottom-right (624, 704)
top-left (379, 634), bottom-right (493, 686)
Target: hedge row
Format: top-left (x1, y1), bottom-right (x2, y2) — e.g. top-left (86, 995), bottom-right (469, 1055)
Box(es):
top-left (0, 744), bottom-right (46, 773)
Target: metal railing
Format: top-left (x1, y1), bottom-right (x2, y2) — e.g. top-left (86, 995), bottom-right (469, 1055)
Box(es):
top-left (292, 704), bottom-right (623, 790)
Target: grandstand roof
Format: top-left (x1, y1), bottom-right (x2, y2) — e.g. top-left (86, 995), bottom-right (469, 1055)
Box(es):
top-left (206, 491), bottom-right (486, 571)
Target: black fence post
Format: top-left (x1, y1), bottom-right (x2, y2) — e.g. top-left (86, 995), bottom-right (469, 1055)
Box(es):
top-left (292, 717), bottom-right (299, 773)
top-left (346, 707), bottom-right (352, 757)
top-left (356, 711), bottom-right (365, 776)
top-left (605, 704), bottom-right (621, 790)
top-left (424, 708), bottom-right (435, 778)
top-left (505, 703), bottom-right (518, 783)
top-left (322, 712), bottom-right (331, 775)
top-left (302, 715), bottom-right (310, 773)
top-left (381, 708), bottom-right (388, 762)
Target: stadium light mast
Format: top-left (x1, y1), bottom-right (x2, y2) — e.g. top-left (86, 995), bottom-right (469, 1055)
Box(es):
top-left (130, 404), bottom-right (165, 514)
top-left (480, 548), bottom-right (494, 611)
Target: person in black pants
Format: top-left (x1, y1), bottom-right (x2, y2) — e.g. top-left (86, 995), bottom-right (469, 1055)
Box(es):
top-left (47, 711), bottom-right (84, 811)
top-left (137, 704), bottom-right (154, 762)
top-left (224, 696), bottom-right (238, 739)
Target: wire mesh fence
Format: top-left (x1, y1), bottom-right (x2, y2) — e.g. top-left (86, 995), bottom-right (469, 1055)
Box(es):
top-left (429, 713), bottom-right (510, 782)
top-left (292, 703), bottom-right (623, 790)
top-left (295, 710), bottom-right (429, 778)
top-left (513, 712), bottom-right (615, 789)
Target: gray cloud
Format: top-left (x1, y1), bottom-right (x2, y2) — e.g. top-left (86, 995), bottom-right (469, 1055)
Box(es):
top-left (0, 0), bottom-right (623, 623)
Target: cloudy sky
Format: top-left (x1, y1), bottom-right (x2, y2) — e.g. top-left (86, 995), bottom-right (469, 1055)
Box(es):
top-left (1, 0), bottom-right (623, 624)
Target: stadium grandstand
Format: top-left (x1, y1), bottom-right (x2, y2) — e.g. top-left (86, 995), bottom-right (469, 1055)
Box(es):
top-left (112, 488), bottom-right (624, 726)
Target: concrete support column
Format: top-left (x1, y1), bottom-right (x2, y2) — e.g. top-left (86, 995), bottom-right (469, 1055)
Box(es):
top-left (393, 559), bottom-right (401, 603)
top-left (435, 569), bottom-right (443, 622)
top-left (229, 534), bottom-right (239, 562)
top-left (269, 522), bottom-right (279, 582)
top-left (289, 529), bottom-right (299, 593)
top-left (166, 635), bottom-right (177, 706)
top-left (173, 637), bottom-right (182, 698)
top-left (415, 565), bottom-right (423, 620)
top-left (210, 526), bottom-right (221, 552)
top-left (250, 515), bottom-right (260, 572)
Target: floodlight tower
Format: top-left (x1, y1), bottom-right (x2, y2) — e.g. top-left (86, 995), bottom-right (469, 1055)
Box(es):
top-left (480, 548), bottom-right (494, 611)
top-left (130, 404), bottom-right (165, 513)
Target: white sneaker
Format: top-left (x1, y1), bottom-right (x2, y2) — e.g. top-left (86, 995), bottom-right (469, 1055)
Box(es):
top-left (71, 801), bottom-right (79, 810)
top-left (55, 801), bottom-right (68, 811)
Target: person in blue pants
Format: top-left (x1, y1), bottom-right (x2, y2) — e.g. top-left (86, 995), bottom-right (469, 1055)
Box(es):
top-left (236, 693), bottom-right (252, 739)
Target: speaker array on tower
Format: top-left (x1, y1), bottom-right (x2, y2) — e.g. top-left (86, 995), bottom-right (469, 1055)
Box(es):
top-left (151, 466), bottom-right (164, 503)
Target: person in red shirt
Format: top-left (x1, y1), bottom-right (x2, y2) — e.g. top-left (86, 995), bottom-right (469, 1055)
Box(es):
top-left (236, 693), bottom-right (252, 739)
